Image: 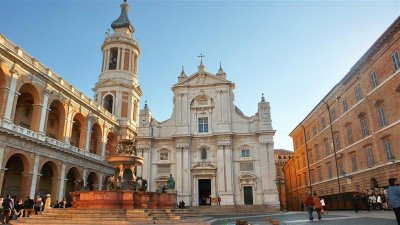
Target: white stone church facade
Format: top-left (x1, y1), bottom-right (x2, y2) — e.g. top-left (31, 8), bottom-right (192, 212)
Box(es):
top-left (136, 61), bottom-right (278, 206)
top-left (0, 0), bottom-right (278, 206)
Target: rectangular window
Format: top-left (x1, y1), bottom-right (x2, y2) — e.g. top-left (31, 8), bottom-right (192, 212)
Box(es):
top-left (335, 135), bottom-right (341, 150)
top-left (366, 148), bottom-right (374, 168)
top-left (355, 85), bottom-right (363, 102)
top-left (304, 172), bottom-right (308, 186)
top-left (315, 145), bottom-right (320, 161)
top-left (159, 152), bottom-right (168, 161)
top-left (361, 117), bottom-right (369, 137)
top-left (378, 107), bottom-right (388, 128)
top-left (330, 108), bottom-right (337, 121)
top-left (313, 126), bottom-right (317, 136)
top-left (308, 150), bottom-right (313, 164)
top-left (198, 117), bottom-right (208, 133)
top-left (351, 154), bottom-right (358, 172)
top-left (321, 117), bottom-right (326, 129)
top-left (310, 170), bottom-right (315, 184)
top-left (241, 149), bottom-right (250, 158)
top-left (302, 154), bottom-right (306, 168)
top-left (370, 71), bottom-right (379, 89)
top-left (325, 142), bottom-right (330, 156)
top-left (296, 157), bottom-right (300, 170)
top-left (317, 167), bottom-right (322, 182)
top-left (392, 52), bottom-right (400, 71)
top-left (157, 165), bottom-right (170, 174)
top-left (342, 99), bottom-right (348, 113)
top-left (298, 175), bottom-right (302, 187)
top-left (240, 162), bottom-right (254, 171)
top-left (327, 163), bottom-right (332, 179)
top-left (383, 140), bottom-right (395, 160)
top-left (347, 128), bottom-right (354, 145)
top-left (338, 159), bottom-right (344, 175)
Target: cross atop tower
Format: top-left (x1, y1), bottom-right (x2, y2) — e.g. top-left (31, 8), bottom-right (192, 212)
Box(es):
top-left (198, 53), bottom-right (205, 65)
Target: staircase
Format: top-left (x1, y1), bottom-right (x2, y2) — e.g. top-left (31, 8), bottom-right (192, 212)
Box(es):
top-left (9, 208), bottom-right (210, 225)
top-left (189, 205), bottom-right (280, 216)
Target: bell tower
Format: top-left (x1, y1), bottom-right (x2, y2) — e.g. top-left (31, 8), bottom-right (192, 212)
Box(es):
top-left (93, 0), bottom-right (142, 139)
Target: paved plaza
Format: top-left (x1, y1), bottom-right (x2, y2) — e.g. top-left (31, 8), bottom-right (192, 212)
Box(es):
top-left (209, 210), bottom-right (398, 225)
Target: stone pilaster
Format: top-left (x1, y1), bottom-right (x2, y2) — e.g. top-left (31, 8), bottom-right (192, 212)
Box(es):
top-left (38, 89), bottom-right (50, 134)
top-left (29, 155), bottom-right (40, 198)
top-left (58, 163), bottom-right (66, 201)
top-left (3, 67), bottom-right (19, 122)
top-left (84, 114), bottom-right (92, 151)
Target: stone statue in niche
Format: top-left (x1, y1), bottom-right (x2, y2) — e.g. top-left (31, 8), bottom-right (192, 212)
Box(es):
top-left (167, 174), bottom-right (175, 190)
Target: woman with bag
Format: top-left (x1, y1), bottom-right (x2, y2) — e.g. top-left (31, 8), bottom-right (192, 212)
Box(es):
top-left (313, 192), bottom-right (323, 221)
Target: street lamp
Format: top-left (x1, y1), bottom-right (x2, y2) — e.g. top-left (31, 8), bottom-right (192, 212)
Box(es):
top-left (275, 176), bottom-right (285, 211)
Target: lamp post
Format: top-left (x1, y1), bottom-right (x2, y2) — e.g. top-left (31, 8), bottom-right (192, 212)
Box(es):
top-left (275, 176), bottom-right (285, 211)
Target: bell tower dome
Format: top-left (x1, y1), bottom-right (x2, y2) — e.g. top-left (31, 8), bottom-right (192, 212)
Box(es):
top-left (93, 0), bottom-right (142, 139)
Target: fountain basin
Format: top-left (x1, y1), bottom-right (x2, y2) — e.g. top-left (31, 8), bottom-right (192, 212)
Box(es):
top-left (70, 190), bottom-right (176, 209)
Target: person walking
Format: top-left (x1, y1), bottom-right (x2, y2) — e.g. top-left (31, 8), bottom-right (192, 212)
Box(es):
top-left (352, 192), bottom-right (360, 213)
top-left (44, 194), bottom-right (51, 212)
top-left (2, 195), bottom-right (13, 224)
top-left (304, 193), bottom-right (314, 221)
top-left (362, 193), bottom-right (370, 212)
top-left (387, 178), bottom-right (400, 225)
top-left (313, 192), bottom-right (323, 220)
top-left (23, 196), bottom-right (34, 217)
top-left (377, 194), bottom-right (383, 211)
top-left (217, 196), bottom-right (221, 206)
top-left (320, 197), bottom-right (328, 214)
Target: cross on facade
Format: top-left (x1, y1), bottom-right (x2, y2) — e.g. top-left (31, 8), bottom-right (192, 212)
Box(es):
top-left (198, 53), bottom-right (205, 64)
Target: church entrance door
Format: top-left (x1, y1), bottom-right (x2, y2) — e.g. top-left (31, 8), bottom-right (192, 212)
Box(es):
top-left (243, 186), bottom-right (253, 205)
top-left (198, 179), bottom-right (211, 205)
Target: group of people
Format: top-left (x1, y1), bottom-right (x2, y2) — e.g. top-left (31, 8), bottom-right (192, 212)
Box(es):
top-left (304, 192), bottom-right (326, 221)
top-left (352, 192), bottom-right (388, 212)
top-left (0, 193), bottom-right (68, 224)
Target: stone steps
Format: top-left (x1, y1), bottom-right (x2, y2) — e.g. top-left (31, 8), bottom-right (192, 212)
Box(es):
top-left (10, 208), bottom-right (209, 225)
top-left (188, 205), bottom-right (280, 215)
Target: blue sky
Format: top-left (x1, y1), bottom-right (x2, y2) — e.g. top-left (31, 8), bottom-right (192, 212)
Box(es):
top-left (1, 0), bottom-right (399, 150)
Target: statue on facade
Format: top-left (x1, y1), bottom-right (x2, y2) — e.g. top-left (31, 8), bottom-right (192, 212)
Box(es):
top-left (167, 174), bottom-right (175, 190)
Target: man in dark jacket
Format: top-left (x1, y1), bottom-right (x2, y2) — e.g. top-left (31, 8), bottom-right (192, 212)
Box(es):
top-left (2, 194), bottom-right (14, 224)
top-left (23, 196), bottom-right (34, 217)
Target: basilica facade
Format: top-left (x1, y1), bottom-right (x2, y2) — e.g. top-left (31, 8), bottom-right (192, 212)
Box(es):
top-left (0, 1), bottom-right (278, 206)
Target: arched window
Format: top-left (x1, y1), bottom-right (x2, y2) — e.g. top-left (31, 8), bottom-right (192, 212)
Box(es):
top-left (103, 94), bottom-right (114, 113)
top-left (200, 147), bottom-right (207, 160)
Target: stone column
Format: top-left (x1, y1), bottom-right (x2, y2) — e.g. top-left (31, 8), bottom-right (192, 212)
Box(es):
top-left (182, 146), bottom-right (190, 195)
top-left (128, 95), bottom-right (133, 123)
top-left (38, 90), bottom-right (50, 134)
top-left (106, 49), bottom-right (110, 71)
top-left (217, 144), bottom-right (226, 192)
top-left (115, 91), bottom-right (122, 117)
top-left (176, 146), bottom-right (183, 194)
top-left (63, 102), bottom-right (73, 144)
top-left (121, 48), bottom-right (125, 70)
top-left (82, 168), bottom-right (87, 186)
top-left (84, 115), bottom-right (92, 151)
top-left (58, 163), bottom-right (66, 201)
top-left (29, 155), bottom-right (40, 198)
top-left (0, 146), bottom-right (6, 194)
top-left (117, 48), bottom-right (121, 70)
top-left (3, 69), bottom-right (19, 122)
top-left (98, 173), bottom-right (104, 191)
top-left (128, 50), bottom-right (133, 72)
top-left (259, 139), bottom-right (278, 204)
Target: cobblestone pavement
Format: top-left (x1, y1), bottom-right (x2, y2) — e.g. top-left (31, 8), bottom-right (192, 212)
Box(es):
top-left (209, 210), bottom-right (398, 225)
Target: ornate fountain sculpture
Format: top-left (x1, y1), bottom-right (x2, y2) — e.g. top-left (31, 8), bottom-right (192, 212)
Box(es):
top-left (106, 139), bottom-right (147, 191)
top-left (70, 138), bottom-right (176, 209)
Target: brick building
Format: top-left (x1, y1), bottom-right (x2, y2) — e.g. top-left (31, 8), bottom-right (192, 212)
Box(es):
top-left (274, 149), bottom-right (293, 210)
top-left (283, 17), bottom-right (400, 210)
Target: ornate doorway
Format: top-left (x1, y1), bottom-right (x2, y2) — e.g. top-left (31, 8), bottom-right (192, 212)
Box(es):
top-left (198, 179), bottom-right (211, 205)
top-left (243, 186), bottom-right (253, 205)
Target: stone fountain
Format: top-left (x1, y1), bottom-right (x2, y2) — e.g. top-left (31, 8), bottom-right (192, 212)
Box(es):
top-left (69, 139), bottom-right (176, 209)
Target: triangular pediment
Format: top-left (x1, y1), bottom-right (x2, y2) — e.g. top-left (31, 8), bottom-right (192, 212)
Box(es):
top-left (174, 71), bottom-right (232, 88)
